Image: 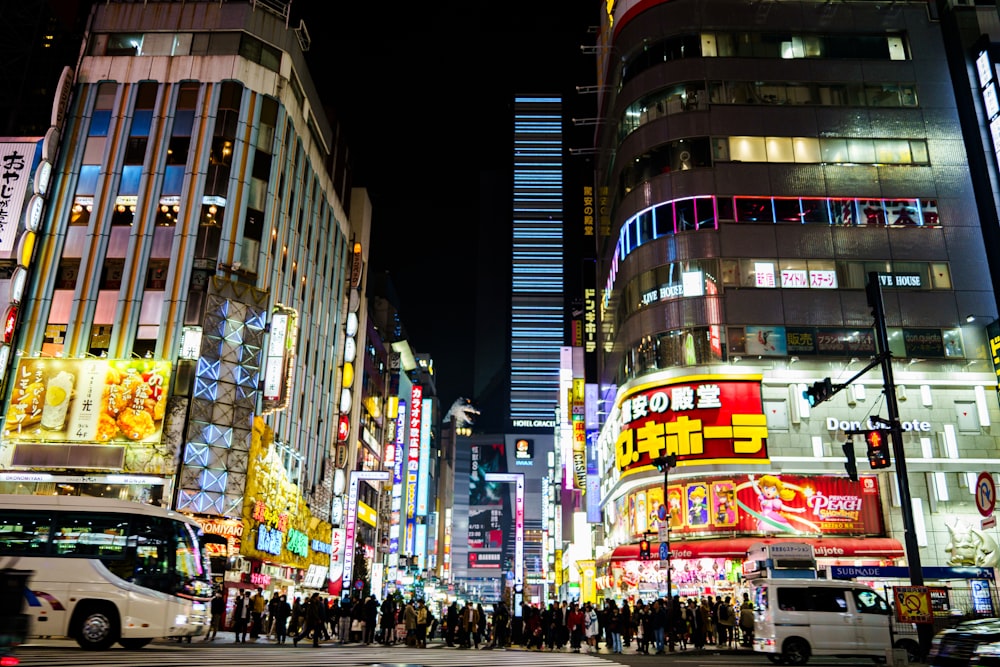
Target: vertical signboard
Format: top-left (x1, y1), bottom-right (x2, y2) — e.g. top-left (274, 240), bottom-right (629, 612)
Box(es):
top-left (405, 384), bottom-right (422, 555)
top-left (485, 472), bottom-right (524, 617)
top-left (572, 377), bottom-right (587, 490)
top-left (388, 398), bottom-right (406, 579)
top-left (341, 470), bottom-right (389, 596)
top-left (417, 396), bottom-right (432, 517)
top-left (585, 382), bottom-right (601, 522)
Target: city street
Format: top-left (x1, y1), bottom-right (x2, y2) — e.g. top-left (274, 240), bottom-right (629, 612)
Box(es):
top-left (9, 636), bottom-right (926, 667)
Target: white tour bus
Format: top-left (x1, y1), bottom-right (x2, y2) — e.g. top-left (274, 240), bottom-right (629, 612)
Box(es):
top-left (0, 494), bottom-right (213, 649)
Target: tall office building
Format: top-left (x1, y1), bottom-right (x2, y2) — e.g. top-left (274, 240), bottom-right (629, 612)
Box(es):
top-left (510, 95), bottom-right (565, 428)
top-left (588, 0), bottom-right (1000, 612)
top-left (0, 0), bottom-right (370, 600)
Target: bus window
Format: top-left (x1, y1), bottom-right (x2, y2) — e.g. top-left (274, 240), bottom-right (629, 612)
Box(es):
top-left (0, 511), bottom-right (52, 555)
top-left (129, 515), bottom-right (173, 593)
top-left (53, 512), bottom-right (129, 558)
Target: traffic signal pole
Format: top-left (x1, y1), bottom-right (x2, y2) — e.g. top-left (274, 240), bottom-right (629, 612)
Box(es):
top-left (866, 272), bottom-right (933, 659)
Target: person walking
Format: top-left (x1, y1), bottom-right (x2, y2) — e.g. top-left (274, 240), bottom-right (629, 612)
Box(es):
top-left (445, 601), bottom-right (459, 646)
top-left (204, 590), bottom-right (224, 641)
top-left (718, 595), bottom-right (736, 647)
top-left (266, 592), bottom-right (279, 639)
top-left (363, 595), bottom-right (378, 644)
top-left (739, 592), bottom-right (755, 647)
top-left (634, 600), bottom-right (650, 654)
top-left (459, 601), bottom-right (479, 648)
top-left (338, 597), bottom-right (353, 644)
top-left (567, 601), bottom-right (584, 653)
top-left (293, 593), bottom-right (325, 647)
top-left (273, 594), bottom-right (291, 644)
top-left (415, 600), bottom-right (429, 648)
top-left (249, 587), bottom-right (266, 639)
top-left (584, 601), bottom-right (600, 653)
top-left (403, 600), bottom-right (417, 646)
top-left (621, 599), bottom-right (632, 650)
top-left (380, 596), bottom-right (396, 645)
top-left (650, 598), bottom-right (667, 654)
top-left (475, 603), bottom-right (487, 649)
top-left (232, 590), bottom-right (251, 643)
top-left (609, 604), bottom-right (623, 654)
top-left (492, 599), bottom-right (510, 648)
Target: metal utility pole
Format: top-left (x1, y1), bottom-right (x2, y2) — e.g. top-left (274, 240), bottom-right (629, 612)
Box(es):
top-left (866, 272), bottom-right (934, 658)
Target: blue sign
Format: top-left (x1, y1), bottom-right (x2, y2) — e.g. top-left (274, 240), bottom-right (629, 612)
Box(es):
top-left (256, 525), bottom-right (282, 556)
top-left (829, 565), bottom-right (995, 581)
top-left (659, 542), bottom-right (669, 560)
top-left (972, 579), bottom-right (995, 615)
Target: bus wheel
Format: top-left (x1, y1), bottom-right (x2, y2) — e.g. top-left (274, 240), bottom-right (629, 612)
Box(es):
top-left (118, 638), bottom-right (152, 650)
top-left (73, 603), bottom-right (119, 650)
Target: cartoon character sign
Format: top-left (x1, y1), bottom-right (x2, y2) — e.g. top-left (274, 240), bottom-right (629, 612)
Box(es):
top-left (647, 486), bottom-right (666, 531)
top-left (712, 481), bottom-right (737, 527)
top-left (748, 474), bottom-right (807, 532)
top-left (668, 486), bottom-right (684, 529)
top-left (687, 483), bottom-right (710, 527)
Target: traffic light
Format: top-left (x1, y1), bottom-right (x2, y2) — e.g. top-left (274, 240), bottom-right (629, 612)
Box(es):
top-left (654, 454), bottom-right (678, 472)
top-left (865, 429), bottom-right (891, 469)
top-left (639, 539), bottom-right (651, 560)
top-left (803, 378), bottom-right (835, 407)
top-left (842, 441), bottom-right (858, 482)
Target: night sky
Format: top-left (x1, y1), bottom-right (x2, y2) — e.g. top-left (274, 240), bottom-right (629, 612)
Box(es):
top-left (295, 3), bottom-right (596, 409)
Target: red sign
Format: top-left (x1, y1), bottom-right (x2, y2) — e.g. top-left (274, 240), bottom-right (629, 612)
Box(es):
top-left (3, 305), bottom-right (17, 344)
top-left (976, 471), bottom-right (996, 517)
top-left (615, 376), bottom-right (768, 474)
top-left (624, 473), bottom-right (884, 538)
top-left (337, 414), bottom-right (350, 442)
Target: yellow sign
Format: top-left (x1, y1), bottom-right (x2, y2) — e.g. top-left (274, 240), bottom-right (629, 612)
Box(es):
top-left (4, 357), bottom-right (170, 443)
top-left (893, 586), bottom-right (933, 624)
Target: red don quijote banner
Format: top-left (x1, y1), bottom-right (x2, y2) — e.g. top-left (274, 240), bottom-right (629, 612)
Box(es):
top-left (615, 375), bottom-right (769, 473)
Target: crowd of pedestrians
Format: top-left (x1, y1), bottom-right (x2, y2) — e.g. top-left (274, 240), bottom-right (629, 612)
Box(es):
top-left (507, 593), bottom-right (755, 654)
top-left (201, 587), bottom-right (755, 654)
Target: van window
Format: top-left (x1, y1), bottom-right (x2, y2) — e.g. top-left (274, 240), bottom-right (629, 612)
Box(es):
top-left (811, 587), bottom-right (848, 612)
top-left (776, 586), bottom-right (848, 612)
top-left (853, 589), bottom-right (890, 614)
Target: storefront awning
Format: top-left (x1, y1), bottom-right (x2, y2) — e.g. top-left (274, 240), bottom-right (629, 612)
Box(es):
top-left (603, 536), bottom-right (905, 563)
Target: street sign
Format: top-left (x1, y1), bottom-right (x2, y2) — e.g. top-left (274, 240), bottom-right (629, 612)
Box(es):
top-left (983, 515), bottom-right (997, 530)
top-left (976, 471), bottom-right (996, 518)
top-left (893, 586), bottom-right (933, 624)
top-left (658, 525), bottom-right (669, 542)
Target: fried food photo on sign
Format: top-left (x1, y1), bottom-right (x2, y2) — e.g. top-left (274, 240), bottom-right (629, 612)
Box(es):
top-left (98, 364), bottom-right (169, 441)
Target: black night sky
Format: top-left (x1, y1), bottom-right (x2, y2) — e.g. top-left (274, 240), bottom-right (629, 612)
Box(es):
top-left (296, 2), bottom-right (595, 410)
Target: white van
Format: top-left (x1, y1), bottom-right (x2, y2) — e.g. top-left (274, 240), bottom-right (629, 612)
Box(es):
top-left (751, 578), bottom-right (917, 665)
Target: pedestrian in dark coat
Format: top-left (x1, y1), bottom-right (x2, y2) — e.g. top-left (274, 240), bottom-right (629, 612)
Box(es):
top-left (363, 595), bottom-right (379, 644)
top-left (273, 594), bottom-right (291, 644)
top-left (293, 593), bottom-right (325, 647)
top-left (380, 596), bottom-right (397, 644)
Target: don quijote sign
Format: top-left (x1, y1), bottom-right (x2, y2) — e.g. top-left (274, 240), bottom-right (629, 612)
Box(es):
top-left (826, 417), bottom-right (931, 432)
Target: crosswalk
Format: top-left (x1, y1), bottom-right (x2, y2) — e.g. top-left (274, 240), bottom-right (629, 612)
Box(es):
top-left (11, 640), bottom-right (622, 667)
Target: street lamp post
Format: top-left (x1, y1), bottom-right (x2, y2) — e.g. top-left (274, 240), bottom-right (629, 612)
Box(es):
top-left (653, 453), bottom-right (677, 652)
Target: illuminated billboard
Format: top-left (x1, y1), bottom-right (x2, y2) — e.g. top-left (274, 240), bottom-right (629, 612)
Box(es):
top-left (612, 375), bottom-right (769, 475)
top-left (4, 357), bottom-right (170, 443)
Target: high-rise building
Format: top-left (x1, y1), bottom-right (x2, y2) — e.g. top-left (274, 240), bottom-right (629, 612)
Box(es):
top-left (587, 0), bottom-right (1000, 619)
top-left (0, 0), bottom-right (368, 601)
top-left (510, 95), bottom-right (565, 429)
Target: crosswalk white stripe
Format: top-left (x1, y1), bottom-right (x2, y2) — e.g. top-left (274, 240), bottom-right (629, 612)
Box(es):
top-left (12, 642), bottom-right (621, 666)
